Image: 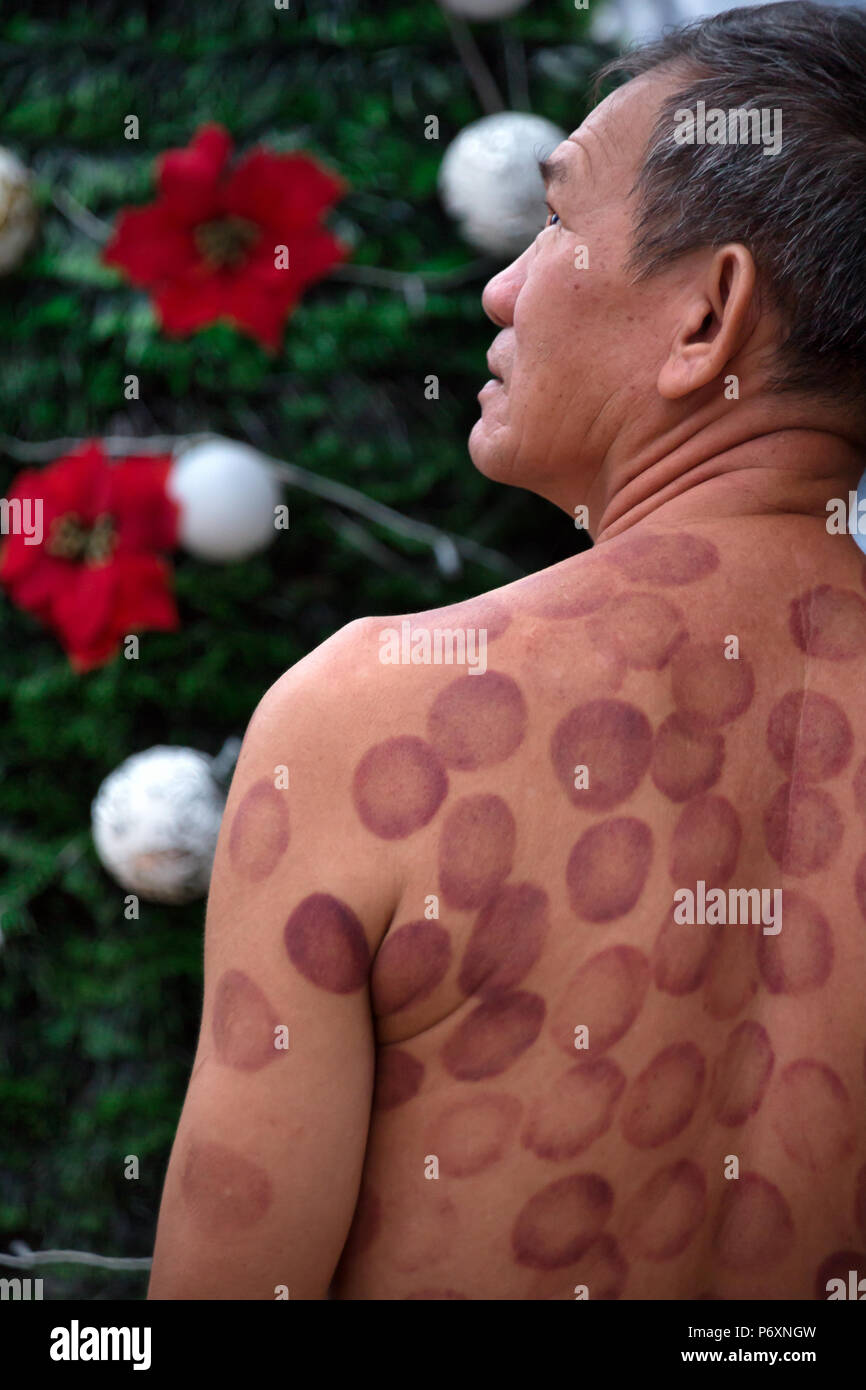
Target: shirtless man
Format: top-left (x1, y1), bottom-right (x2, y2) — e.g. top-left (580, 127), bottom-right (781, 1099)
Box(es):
top-left (149, 2), bottom-right (866, 1300)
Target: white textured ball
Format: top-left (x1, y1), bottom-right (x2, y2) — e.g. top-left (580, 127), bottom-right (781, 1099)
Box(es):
top-left (590, 0), bottom-right (788, 44)
top-left (439, 112), bottom-right (566, 258)
top-left (441, 0), bottom-right (532, 18)
top-left (92, 746), bottom-right (226, 904)
top-left (0, 147), bottom-right (38, 275)
top-left (167, 438), bottom-right (281, 563)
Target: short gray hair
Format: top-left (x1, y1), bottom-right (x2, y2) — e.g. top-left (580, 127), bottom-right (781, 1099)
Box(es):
top-left (593, 2), bottom-right (866, 416)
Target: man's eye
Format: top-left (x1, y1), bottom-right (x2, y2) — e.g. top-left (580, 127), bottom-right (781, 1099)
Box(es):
top-left (545, 209), bottom-right (561, 227)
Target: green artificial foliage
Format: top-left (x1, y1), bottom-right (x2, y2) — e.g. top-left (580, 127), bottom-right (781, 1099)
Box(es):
top-left (0, 0), bottom-right (604, 1297)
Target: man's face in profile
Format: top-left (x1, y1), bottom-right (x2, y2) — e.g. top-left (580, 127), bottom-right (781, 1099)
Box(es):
top-left (469, 72), bottom-right (678, 522)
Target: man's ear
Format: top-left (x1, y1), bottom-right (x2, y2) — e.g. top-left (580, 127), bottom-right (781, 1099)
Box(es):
top-left (657, 243), bottom-right (757, 400)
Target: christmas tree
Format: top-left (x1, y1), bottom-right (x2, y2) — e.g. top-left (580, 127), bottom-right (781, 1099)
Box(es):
top-left (0, 0), bottom-right (603, 1297)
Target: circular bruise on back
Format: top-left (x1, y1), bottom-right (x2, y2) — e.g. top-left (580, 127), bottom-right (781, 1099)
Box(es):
top-left (566, 816), bottom-right (653, 923)
top-left (512, 1173), bottom-right (614, 1270)
top-left (370, 919), bottom-right (451, 1016)
top-left (789, 584), bottom-right (866, 660)
top-left (427, 670), bottom-right (528, 771)
top-left (702, 925), bottom-right (759, 1022)
top-left (584, 624), bottom-right (628, 695)
top-left (604, 529), bottom-right (720, 586)
top-left (521, 620), bottom-right (625, 704)
top-left (592, 590), bottom-right (687, 670)
top-left (427, 1091), bottom-right (522, 1177)
top-left (621, 1041), bottom-right (706, 1149)
top-left (550, 943), bottom-right (650, 1056)
top-left (352, 734), bottom-right (447, 840)
top-left (709, 1019), bottom-right (775, 1126)
top-left (458, 881), bottom-right (550, 998)
top-left (766, 689), bottom-right (853, 782)
top-left (527, 1233), bottom-right (628, 1300)
top-left (441, 990), bottom-right (545, 1081)
top-left (622, 1159), bottom-right (707, 1261)
top-left (284, 892), bottom-right (371, 994)
top-left (373, 1047), bottom-right (425, 1110)
top-left (771, 1058), bottom-right (855, 1172)
top-left (212, 968), bottom-right (282, 1072)
top-left (383, 1179), bottom-right (458, 1275)
top-left (438, 793), bottom-right (516, 910)
top-left (521, 1056), bottom-right (626, 1161)
top-left (651, 712), bottom-right (724, 802)
top-left (757, 889), bottom-right (832, 995)
top-left (181, 1138), bottom-right (273, 1233)
top-left (653, 909), bottom-right (721, 996)
top-left (669, 794), bottom-right (741, 889)
top-left (712, 1171), bottom-right (794, 1271)
top-left (550, 698), bottom-right (653, 812)
top-left (763, 781), bottom-right (842, 876)
top-left (702, 923), bottom-right (759, 1022)
top-left (670, 641), bottom-right (755, 727)
top-left (227, 777), bottom-right (290, 881)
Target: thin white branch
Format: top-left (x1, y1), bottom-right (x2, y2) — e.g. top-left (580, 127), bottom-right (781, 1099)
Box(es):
top-left (1, 1243), bottom-right (151, 1271)
top-left (50, 188), bottom-right (113, 243)
top-left (0, 434), bottom-right (210, 460)
top-left (0, 434), bottom-right (518, 577)
top-left (439, 5), bottom-right (506, 115)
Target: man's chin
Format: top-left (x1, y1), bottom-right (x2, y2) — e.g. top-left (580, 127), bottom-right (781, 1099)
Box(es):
top-left (468, 422), bottom-right (570, 511)
top-left (467, 417), bottom-right (512, 482)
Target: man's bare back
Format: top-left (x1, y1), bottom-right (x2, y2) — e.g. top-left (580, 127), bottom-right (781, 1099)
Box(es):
top-left (329, 514), bottom-right (866, 1300)
top-left (148, 6), bottom-right (866, 1301)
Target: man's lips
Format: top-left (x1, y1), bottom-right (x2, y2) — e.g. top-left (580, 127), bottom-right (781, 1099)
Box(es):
top-left (478, 377), bottom-right (503, 400)
top-left (480, 348), bottom-right (510, 399)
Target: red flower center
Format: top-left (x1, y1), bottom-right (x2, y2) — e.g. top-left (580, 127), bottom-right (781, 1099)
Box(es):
top-left (193, 214), bottom-right (260, 269)
top-left (46, 511), bottom-right (116, 566)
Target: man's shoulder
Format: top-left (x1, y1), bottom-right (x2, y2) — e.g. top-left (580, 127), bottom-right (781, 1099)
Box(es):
top-left (352, 553), bottom-right (611, 690)
top-left (252, 547), bottom-right (620, 748)
top-left (257, 522), bottom-right (728, 727)
top-left (372, 547), bottom-right (613, 652)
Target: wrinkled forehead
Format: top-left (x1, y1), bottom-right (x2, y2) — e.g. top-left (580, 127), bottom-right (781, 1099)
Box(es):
top-left (554, 70), bottom-right (679, 200)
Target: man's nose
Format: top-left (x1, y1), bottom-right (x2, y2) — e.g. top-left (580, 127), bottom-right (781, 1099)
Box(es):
top-left (480, 249), bottom-right (529, 328)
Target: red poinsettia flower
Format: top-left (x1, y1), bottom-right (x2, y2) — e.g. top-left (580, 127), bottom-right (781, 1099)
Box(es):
top-left (0, 440), bottom-right (180, 671)
top-left (102, 124), bottom-right (349, 351)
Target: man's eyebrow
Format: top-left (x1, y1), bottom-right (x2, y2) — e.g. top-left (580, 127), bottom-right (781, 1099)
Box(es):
top-left (537, 155), bottom-right (571, 189)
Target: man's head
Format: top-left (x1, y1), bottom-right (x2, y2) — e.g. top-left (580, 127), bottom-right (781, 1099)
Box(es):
top-left (469, 2), bottom-right (866, 531)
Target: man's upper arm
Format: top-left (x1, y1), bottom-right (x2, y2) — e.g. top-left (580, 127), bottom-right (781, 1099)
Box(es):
top-left (148, 620), bottom-right (401, 1299)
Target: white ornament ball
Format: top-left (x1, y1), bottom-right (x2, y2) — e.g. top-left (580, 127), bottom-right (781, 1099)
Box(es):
top-left (439, 112), bottom-right (566, 258)
top-left (92, 746), bottom-right (226, 904)
top-left (167, 437), bottom-right (281, 563)
top-left (0, 147), bottom-right (38, 275)
top-left (441, 0), bottom-right (532, 18)
top-left (590, 0), bottom-right (779, 45)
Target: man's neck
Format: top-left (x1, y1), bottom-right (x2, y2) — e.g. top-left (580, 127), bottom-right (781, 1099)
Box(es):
top-left (586, 400), bottom-right (865, 543)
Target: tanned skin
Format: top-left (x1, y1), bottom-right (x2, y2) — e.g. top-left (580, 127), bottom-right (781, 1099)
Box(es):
top-left (149, 70), bottom-right (866, 1300)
